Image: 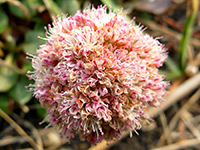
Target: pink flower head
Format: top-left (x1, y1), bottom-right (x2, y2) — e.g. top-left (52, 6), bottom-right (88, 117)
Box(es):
top-left (27, 5), bottom-right (168, 144)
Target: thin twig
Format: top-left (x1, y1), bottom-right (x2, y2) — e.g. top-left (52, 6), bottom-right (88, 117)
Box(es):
top-left (0, 109), bottom-right (41, 150)
top-left (181, 111), bottom-right (200, 141)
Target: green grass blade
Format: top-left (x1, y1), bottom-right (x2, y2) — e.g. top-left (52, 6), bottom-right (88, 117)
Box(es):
top-left (165, 57), bottom-right (182, 73)
top-left (159, 70), bottom-right (182, 80)
top-left (179, 0), bottom-right (199, 71)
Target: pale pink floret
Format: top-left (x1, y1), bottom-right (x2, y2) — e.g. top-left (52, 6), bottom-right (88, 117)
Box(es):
top-left (27, 5), bottom-right (168, 144)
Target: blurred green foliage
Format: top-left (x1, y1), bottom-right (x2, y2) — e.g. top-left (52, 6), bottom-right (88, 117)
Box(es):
top-left (0, 8), bottom-right (8, 34)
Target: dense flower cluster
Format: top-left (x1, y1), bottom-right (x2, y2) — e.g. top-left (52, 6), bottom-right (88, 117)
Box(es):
top-left (27, 6), bottom-right (168, 144)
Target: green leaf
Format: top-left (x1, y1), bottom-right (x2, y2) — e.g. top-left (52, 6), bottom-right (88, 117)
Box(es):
top-left (138, 12), bottom-right (152, 21)
top-left (24, 0), bottom-right (44, 17)
top-left (23, 43), bottom-right (38, 55)
top-left (0, 55), bottom-right (18, 92)
top-left (34, 21), bottom-right (46, 31)
top-left (37, 107), bottom-right (46, 119)
top-left (159, 70), bottom-right (182, 80)
top-left (100, 0), bottom-right (122, 10)
top-left (165, 57), bottom-right (182, 74)
top-left (0, 94), bottom-right (10, 113)
top-left (25, 30), bottom-right (44, 43)
top-left (179, 0), bottom-right (199, 71)
top-left (23, 30), bottom-right (45, 55)
top-left (179, 14), bottom-right (196, 71)
top-left (9, 75), bottom-right (33, 105)
top-left (56, 0), bottom-right (80, 15)
top-left (4, 32), bottom-right (16, 52)
top-left (0, 9), bottom-right (8, 34)
top-left (23, 62), bottom-right (34, 73)
top-left (44, 0), bottom-right (62, 16)
top-left (160, 57), bottom-right (183, 80)
top-left (8, 2), bottom-right (27, 19)
top-left (8, 0), bottom-right (37, 18)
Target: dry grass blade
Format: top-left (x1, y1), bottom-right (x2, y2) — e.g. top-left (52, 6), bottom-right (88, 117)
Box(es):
top-left (23, 120), bottom-right (44, 150)
top-left (181, 111), bottom-right (200, 141)
top-left (0, 136), bottom-right (26, 146)
top-left (157, 88), bottom-right (200, 146)
top-left (89, 140), bottom-right (116, 150)
top-left (160, 112), bottom-right (172, 144)
top-left (46, 138), bottom-right (66, 150)
top-left (0, 109), bottom-right (42, 150)
top-left (140, 20), bottom-right (200, 48)
top-left (169, 88), bottom-right (200, 131)
top-left (190, 115), bottom-right (200, 124)
top-left (151, 138), bottom-right (200, 150)
top-left (149, 72), bottom-right (200, 118)
top-left (89, 73), bottom-right (200, 149)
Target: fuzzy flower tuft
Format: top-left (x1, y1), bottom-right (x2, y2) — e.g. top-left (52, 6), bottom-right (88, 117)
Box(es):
top-left (27, 5), bottom-right (168, 144)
